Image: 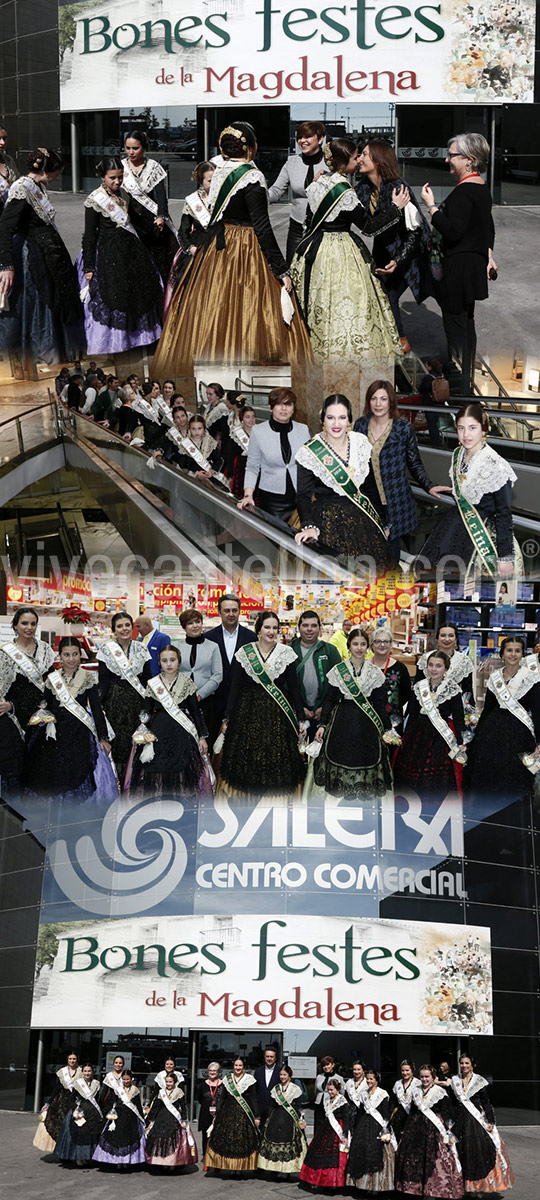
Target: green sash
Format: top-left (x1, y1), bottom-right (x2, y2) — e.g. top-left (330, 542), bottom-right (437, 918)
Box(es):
top-left (209, 163), bottom-right (256, 225)
top-left (452, 448), bottom-right (498, 577)
top-left (334, 661), bottom-right (385, 738)
top-left (274, 1085), bottom-right (303, 1129)
top-left (306, 437), bottom-right (386, 535)
top-left (296, 179), bottom-right (352, 255)
top-left (239, 643), bottom-right (298, 732)
top-left (226, 1075), bottom-right (259, 1131)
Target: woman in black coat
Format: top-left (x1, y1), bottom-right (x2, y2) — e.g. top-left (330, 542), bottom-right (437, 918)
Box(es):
top-left (421, 132), bottom-right (496, 394)
top-left (354, 380), bottom-right (449, 561)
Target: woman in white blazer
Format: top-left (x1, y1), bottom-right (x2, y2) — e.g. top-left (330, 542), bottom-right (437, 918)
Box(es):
top-left (238, 387), bottom-right (309, 523)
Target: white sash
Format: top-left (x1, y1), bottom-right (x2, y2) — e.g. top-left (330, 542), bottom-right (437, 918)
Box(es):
top-left (47, 671), bottom-right (98, 737)
top-left (58, 1066), bottom-right (82, 1089)
top-left (85, 186), bottom-right (138, 236)
top-left (412, 1087), bottom-right (461, 1169)
top-left (205, 400), bottom-right (229, 430)
top-left (362, 1089), bottom-right (397, 1151)
top-left (323, 1093), bottom-right (349, 1147)
top-left (104, 1072), bottom-right (145, 1126)
top-left (345, 1078), bottom-right (368, 1108)
top-left (157, 1086), bottom-right (184, 1124)
top-left (0, 684), bottom-right (24, 739)
top-left (7, 176), bottom-right (57, 225)
top-left (393, 1078), bottom-right (419, 1114)
top-left (147, 676), bottom-right (199, 742)
top-left (183, 189), bottom-right (211, 228)
top-left (2, 643), bottom-right (45, 690)
top-left (489, 668), bottom-right (535, 737)
top-left (230, 425), bottom-right (251, 456)
top-left (154, 395), bottom-right (174, 425)
top-left (451, 1076), bottom-right (502, 1154)
top-left (121, 159), bottom-right (178, 239)
top-left (72, 1077), bottom-right (102, 1114)
top-left (179, 436), bottom-right (231, 490)
top-left (100, 641), bottom-right (147, 697)
top-left (131, 396), bottom-right (161, 425)
top-left (417, 680), bottom-right (464, 760)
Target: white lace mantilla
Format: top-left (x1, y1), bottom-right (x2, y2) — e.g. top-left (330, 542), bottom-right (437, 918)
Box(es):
top-left (271, 1082), bottom-right (303, 1103)
top-left (327, 658), bottom-right (385, 699)
top-left (97, 639), bottom-right (150, 677)
top-left (45, 667), bottom-right (95, 700)
top-left (417, 1083), bottom-right (447, 1110)
top-left (295, 431), bottom-right (372, 493)
top-left (393, 1077), bottom-right (421, 1104)
top-left (122, 157), bottom-right (167, 194)
top-left (451, 444), bottom-right (517, 504)
top-left (452, 1073), bottom-right (489, 1102)
top-left (413, 675), bottom-right (462, 707)
top-left (417, 649), bottom-right (473, 685)
top-left (208, 159), bottom-right (267, 215)
top-left (306, 172), bottom-right (358, 221)
top-left (6, 176), bottom-right (56, 223)
top-left (364, 1086), bottom-right (388, 1109)
top-left (487, 658), bottom-right (540, 703)
top-left (236, 641), bottom-right (297, 682)
top-left (205, 401), bottom-right (229, 429)
top-left (223, 1072), bottom-right (256, 1096)
top-left (147, 672), bottom-right (196, 704)
top-left (0, 640), bottom-right (55, 691)
top-left (183, 189), bottom-right (211, 226)
top-left (345, 1078), bottom-right (367, 1104)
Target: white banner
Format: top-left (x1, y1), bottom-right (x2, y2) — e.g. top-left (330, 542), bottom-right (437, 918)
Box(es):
top-left (59, 0), bottom-right (535, 109)
top-left (32, 913), bottom-right (492, 1034)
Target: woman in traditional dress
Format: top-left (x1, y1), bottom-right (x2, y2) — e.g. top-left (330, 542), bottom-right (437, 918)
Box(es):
top-left (176, 415), bottom-right (228, 486)
top-left (78, 157), bottom-right (163, 354)
top-left (395, 1064), bottom-right (463, 1198)
top-left (415, 624), bottom-right (475, 698)
top-left (164, 161), bottom-right (215, 319)
top-left (290, 137), bottom-right (407, 369)
top-left (33, 1051), bottom-right (82, 1152)
top-left (197, 1062), bottom-right (223, 1157)
top-left (0, 610), bottom-right (55, 755)
top-left (312, 626), bottom-right (395, 800)
top-left (145, 1071), bottom-right (197, 1170)
top-left (0, 125), bottom-right (18, 213)
top-left (97, 612), bottom-right (152, 785)
top-left (299, 1078), bottom-right (350, 1191)
top-left (294, 394), bottom-right (394, 570)
top-left (122, 128), bottom-right (178, 282)
top-left (93, 1067), bottom-right (146, 1168)
top-left (153, 1056), bottom-right (184, 1096)
top-left (152, 121), bottom-right (311, 376)
top-left (314, 1057), bottom-right (345, 1131)
top-left (465, 636), bottom-right (540, 804)
top-left (177, 608), bottom-right (222, 743)
top-left (390, 1060), bottom-right (421, 1144)
top-left (224, 406), bottom-right (257, 498)
top-left (356, 139), bottom-right (431, 353)
top-left (344, 1061), bottom-right (368, 1132)
top-left (370, 628), bottom-right (412, 737)
top-left (23, 636), bottom-right (117, 802)
top-left (354, 380), bottom-right (448, 562)
top-left (393, 651), bottom-right (467, 802)
top-left (128, 644), bottom-right (209, 798)
top-left (204, 1055), bottom-right (260, 1177)
top-left (151, 403), bottom-right (190, 465)
top-left (258, 1063), bottom-right (307, 1180)
top-left (451, 1055), bottom-right (514, 1193)
top-left (347, 1068), bottom-right (396, 1192)
top-left (0, 148), bottom-right (82, 361)
top-left (419, 404), bottom-right (519, 584)
top-left (55, 1062), bottom-right (104, 1166)
top-left (218, 610), bottom-right (307, 801)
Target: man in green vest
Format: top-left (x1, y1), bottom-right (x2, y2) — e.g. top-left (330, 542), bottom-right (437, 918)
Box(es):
top-left (291, 610), bottom-right (341, 738)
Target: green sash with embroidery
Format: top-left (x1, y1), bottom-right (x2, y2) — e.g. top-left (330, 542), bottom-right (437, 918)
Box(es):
top-left (306, 437), bottom-right (386, 534)
top-left (274, 1085), bottom-right (303, 1129)
top-left (209, 163), bottom-right (256, 225)
top-left (239, 643), bottom-right (298, 732)
top-left (452, 448), bottom-right (498, 577)
top-left (226, 1074), bottom-right (259, 1131)
top-left (295, 180), bottom-right (352, 255)
top-left (335, 661), bottom-right (385, 737)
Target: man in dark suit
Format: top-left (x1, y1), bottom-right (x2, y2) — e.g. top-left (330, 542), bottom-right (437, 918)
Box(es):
top-left (205, 594), bottom-right (256, 729)
top-left (134, 615), bottom-right (171, 676)
top-left (254, 1046), bottom-right (281, 1124)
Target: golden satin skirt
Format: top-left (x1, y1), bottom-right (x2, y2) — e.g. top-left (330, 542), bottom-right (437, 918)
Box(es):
top-left (152, 224), bottom-right (312, 375)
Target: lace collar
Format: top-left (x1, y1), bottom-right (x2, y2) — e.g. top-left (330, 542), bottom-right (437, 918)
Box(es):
top-left (0, 639), bottom-right (55, 687)
top-left (149, 672), bottom-right (196, 704)
top-left (414, 675), bottom-right (462, 707)
top-left (46, 667), bottom-right (95, 699)
top-left (121, 157), bottom-right (167, 193)
top-left (209, 159), bottom-right (267, 216)
top-left (452, 1072), bottom-right (489, 1101)
top-left (188, 431), bottom-right (217, 458)
top-left (159, 1085), bottom-right (184, 1105)
top-left (487, 656), bottom-right (540, 703)
top-left (415, 1083), bottom-right (446, 1110)
top-left (97, 638), bottom-right (150, 676)
top-left (345, 1077), bottom-right (367, 1103)
top-left (295, 431), bottom-right (371, 493)
top-left (236, 641), bottom-right (297, 683)
top-left (306, 171), bottom-right (358, 221)
top-left (205, 401), bottom-right (229, 428)
top-left (417, 649), bottom-right (473, 684)
top-left (6, 176), bottom-right (56, 223)
top-left (323, 1092), bottom-right (348, 1113)
top-left (327, 658), bottom-right (386, 699)
top-left (363, 1086), bottom-right (388, 1109)
top-left (223, 1071), bottom-right (256, 1096)
top-left (451, 444), bottom-right (517, 504)
top-left (394, 1077), bottom-right (421, 1100)
top-left (183, 189), bottom-right (211, 225)
top-left (271, 1081), bottom-right (303, 1103)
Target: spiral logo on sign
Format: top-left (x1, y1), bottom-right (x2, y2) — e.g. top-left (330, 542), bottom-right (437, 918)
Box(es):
top-left (47, 798), bottom-right (188, 915)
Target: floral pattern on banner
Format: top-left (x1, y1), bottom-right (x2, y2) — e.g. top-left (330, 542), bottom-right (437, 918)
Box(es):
top-left (444, 0), bottom-right (535, 102)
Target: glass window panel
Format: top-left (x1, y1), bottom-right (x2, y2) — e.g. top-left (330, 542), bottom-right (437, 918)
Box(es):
top-left (463, 862), bottom-right (536, 908)
top-left (0, 1073), bottom-right (27, 1110)
top-left (0, 906), bottom-right (40, 949)
top-left (0, 985), bottom-right (34, 1026)
top-left (16, 31), bottom-right (59, 75)
top-left (0, 1028), bottom-right (32, 1068)
top-left (0, 5), bottom-right (16, 43)
top-left (464, 904), bottom-right (537, 949)
top-left (17, 71), bottom-right (59, 115)
top-left (468, 1033), bottom-right (540, 1080)
top-left (0, 866), bottom-right (44, 913)
top-left (0, 945), bottom-right (38, 984)
top-left (492, 990), bottom-right (540, 1037)
top-left (0, 833), bottom-right (45, 874)
top-left (16, 2), bottom-right (58, 37)
top-left (0, 40), bottom-right (16, 75)
top-left (463, 822), bottom-right (534, 868)
top-left (501, 157), bottom-right (540, 206)
top-left (491, 948), bottom-right (540, 993)
top-left (378, 896), bottom-right (465, 924)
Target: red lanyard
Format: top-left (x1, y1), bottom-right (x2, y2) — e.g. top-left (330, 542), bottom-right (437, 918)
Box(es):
top-left (458, 173), bottom-right (482, 184)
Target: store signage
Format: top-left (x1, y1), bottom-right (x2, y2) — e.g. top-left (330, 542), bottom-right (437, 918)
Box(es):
top-left (58, 0), bottom-right (535, 109)
top-left (31, 912), bottom-right (493, 1033)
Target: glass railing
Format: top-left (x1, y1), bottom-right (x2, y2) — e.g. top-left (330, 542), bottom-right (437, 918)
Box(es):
top-left (0, 399), bottom-right (60, 468)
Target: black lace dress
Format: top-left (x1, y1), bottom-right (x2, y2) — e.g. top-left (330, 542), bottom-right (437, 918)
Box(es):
top-left (258, 1085), bottom-right (307, 1178)
top-left (93, 1083), bottom-right (146, 1166)
top-left (145, 1089), bottom-right (196, 1168)
top-left (0, 641), bottom-right (55, 795)
top-left (299, 1097), bottom-right (350, 1189)
top-left (122, 159), bottom-right (178, 282)
top-left (43, 1068), bottom-right (83, 1142)
top-left (204, 1075), bottom-right (259, 1175)
top-left (129, 674), bottom-right (208, 797)
top-left (55, 1083), bottom-right (104, 1163)
top-left (450, 1077), bottom-right (513, 1192)
top-left (465, 674), bottom-right (540, 803)
top-left (97, 642), bottom-right (152, 780)
top-left (381, 659), bottom-right (412, 735)
top-left (395, 1089), bottom-right (463, 1198)
top-left (22, 675), bottom-right (112, 802)
top-left (221, 647), bottom-right (305, 799)
top-left (394, 682), bottom-right (466, 802)
top-left (390, 1079), bottom-right (421, 1144)
top-left (314, 662), bottom-right (392, 799)
top-left (347, 1091), bottom-right (395, 1191)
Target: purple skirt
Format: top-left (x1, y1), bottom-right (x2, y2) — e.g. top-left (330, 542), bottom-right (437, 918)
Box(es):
top-left (76, 251), bottom-right (161, 354)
